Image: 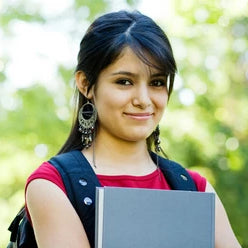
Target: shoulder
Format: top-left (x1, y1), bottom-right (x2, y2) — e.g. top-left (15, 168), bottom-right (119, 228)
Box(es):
top-left (25, 161), bottom-right (66, 195)
top-left (187, 169), bottom-right (207, 192)
top-left (153, 153), bottom-right (197, 191)
top-left (152, 153), bottom-right (207, 192)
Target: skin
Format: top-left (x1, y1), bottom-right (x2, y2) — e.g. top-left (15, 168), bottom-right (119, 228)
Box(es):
top-left (205, 182), bottom-right (242, 248)
top-left (26, 47), bottom-right (241, 247)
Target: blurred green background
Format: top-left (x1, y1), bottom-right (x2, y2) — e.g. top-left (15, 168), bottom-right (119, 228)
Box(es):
top-left (0, 0), bottom-right (247, 246)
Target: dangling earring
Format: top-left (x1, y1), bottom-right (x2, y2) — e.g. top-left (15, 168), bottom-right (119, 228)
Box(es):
top-left (153, 125), bottom-right (161, 153)
top-left (78, 100), bottom-right (97, 148)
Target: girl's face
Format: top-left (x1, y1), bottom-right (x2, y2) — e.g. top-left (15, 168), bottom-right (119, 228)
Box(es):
top-left (90, 47), bottom-right (168, 144)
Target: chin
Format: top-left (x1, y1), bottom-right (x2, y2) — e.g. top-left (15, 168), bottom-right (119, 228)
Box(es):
top-left (123, 130), bottom-right (153, 142)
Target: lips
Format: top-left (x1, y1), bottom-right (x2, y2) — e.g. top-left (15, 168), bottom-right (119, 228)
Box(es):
top-left (123, 112), bottom-right (153, 120)
top-left (125, 113), bottom-right (152, 116)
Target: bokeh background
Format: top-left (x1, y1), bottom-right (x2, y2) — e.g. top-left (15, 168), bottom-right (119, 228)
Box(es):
top-left (0, 0), bottom-right (247, 246)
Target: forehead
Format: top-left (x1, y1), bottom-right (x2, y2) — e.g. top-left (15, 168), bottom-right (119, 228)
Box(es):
top-left (102, 46), bottom-right (162, 75)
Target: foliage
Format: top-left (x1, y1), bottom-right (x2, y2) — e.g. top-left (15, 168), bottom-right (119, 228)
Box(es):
top-left (0, 0), bottom-right (247, 246)
top-left (161, 1), bottom-right (248, 245)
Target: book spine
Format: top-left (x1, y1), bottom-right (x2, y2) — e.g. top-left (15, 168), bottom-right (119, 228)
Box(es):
top-left (211, 194), bottom-right (215, 248)
top-left (95, 188), bottom-right (104, 248)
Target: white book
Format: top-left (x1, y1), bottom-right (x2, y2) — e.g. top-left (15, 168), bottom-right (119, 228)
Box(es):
top-left (95, 187), bottom-right (215, 248)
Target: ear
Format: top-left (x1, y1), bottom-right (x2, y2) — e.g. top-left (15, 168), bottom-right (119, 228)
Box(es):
top-left (75, 71), bottom-right (93, 99)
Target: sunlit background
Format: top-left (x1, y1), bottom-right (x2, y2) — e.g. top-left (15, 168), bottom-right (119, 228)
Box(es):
top-left (1, 0), bottom-right (248, 246)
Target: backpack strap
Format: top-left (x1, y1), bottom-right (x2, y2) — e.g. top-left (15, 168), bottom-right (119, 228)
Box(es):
top-left (7, 207), bottom-right (37, 248)
top-left (8, 207), bottom-right (25, 243)
top-left (49, 150), bottom-right (101, 247)
top-left (150, 152), bottom-right (197, 191)
top-left (49, 150), bottom-right (197, 247)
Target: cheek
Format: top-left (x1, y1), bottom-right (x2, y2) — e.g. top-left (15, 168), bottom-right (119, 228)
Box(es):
top-left (97, 89), bottom-right (130, 109)
top-left (94, 91), bottom-right (124, 118)
top-left (154, 94), bottom-right (168, 111)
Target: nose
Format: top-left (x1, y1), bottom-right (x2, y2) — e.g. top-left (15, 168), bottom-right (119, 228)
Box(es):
top-left (132, 84), bottom-right (152, 109)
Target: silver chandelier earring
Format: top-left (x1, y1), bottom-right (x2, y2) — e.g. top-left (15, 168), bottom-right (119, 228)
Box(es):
top-left (153, 125), bottom-right (162, 153)
top-left (78, 100), bottom-right (97, 148)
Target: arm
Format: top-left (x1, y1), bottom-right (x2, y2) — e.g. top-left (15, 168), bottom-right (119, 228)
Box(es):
top-left (205, 181), bottom-right (241, 248)
top-left (26, 179), bottom-right (91, 248)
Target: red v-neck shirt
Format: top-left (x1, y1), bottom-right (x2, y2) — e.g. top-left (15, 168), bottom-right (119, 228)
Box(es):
top-left (25, 161), bottom-right (207, 222)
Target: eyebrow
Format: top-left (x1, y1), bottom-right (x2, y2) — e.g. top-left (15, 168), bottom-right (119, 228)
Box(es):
top-left (111, 71), bottom-right (136, 76)
top-left (150, 72), bottom-right (167, 78)
top-left (111, 71), bottom-right (167, 78)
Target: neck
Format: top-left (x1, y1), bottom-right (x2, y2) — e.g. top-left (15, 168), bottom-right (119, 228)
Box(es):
top-left (83, 131), bottom-right (156, 175)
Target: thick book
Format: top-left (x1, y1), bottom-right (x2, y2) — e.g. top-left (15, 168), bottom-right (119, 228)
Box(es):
top-left (95, 187), bottom-right (215, 248)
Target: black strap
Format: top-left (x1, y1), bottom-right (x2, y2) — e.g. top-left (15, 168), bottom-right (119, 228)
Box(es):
top-left (7, 207), bottom-right (37, 247)
top-left (150, 152), bottom-right (197, 191)
top-left (8, 207), bottom-right (25, 242)
top-left (49, 150), bottom-right (197, 247)
top-left (49, 150), bottom-right (101, 247)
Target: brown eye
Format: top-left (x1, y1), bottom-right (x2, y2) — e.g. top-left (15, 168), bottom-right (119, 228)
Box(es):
top-left (116, 79), bottom-right (132, 85)
top-left (150, 80), bottom-right (166, 87)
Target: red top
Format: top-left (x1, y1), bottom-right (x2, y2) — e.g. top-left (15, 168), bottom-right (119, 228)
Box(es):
top-left (25, 161), bottom-right (207, 221)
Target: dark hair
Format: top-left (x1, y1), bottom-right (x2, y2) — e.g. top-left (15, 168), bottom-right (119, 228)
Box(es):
top-left (58, 10), bottom-right (177, 154)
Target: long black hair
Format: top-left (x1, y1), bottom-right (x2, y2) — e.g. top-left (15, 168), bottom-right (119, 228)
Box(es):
top-left (58, 10), bottom-right (177, 154)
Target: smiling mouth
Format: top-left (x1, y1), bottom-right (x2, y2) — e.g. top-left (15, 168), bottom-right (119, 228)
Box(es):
top-left (124, 112), bottom-right (153, 120)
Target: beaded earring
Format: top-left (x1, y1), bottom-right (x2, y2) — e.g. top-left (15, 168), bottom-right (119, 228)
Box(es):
top-left (78, 100), bottom-right (97, 148)
top-left (153, 125), bottom-right (162, 153)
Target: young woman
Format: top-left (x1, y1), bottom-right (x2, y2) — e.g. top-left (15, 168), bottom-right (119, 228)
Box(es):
top-left (26, 10), bottom-right (241, 248)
